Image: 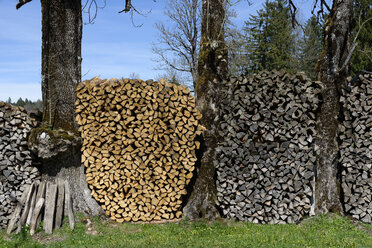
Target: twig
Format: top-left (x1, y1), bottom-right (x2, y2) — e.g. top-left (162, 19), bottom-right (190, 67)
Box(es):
top-left (16, 0), bottom-right (32, 10)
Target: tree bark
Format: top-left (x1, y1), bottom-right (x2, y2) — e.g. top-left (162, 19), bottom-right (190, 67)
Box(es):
top-left (314, 0), bottom-right (353, 214)
top-left (183, 0), bottom-right (227, 220)
top-left (41, 0), bottom-right (81, 131)
top-left (36, 0), bottom-right (103, 215)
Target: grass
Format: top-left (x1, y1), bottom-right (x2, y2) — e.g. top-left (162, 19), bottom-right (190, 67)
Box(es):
top-left (1, 214), bottom-right (372, 248)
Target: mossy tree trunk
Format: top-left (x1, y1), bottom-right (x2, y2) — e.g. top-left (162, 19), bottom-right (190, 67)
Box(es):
top-left (41, 0), bottom-right (81, 131)
top-left (37, 0), bottom-right (103, 215)
top-left (183, 0), bottom-right (227, 220)
top-left (314, 0), bottom-right (353, 214)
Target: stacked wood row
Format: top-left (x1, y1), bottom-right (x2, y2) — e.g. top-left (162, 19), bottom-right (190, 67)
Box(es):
top-left (7, 179), bottom-right (74, 235)
top-left (75, 78), bottom-right (204, 222)
top-left (339, 73), bottom-right (372, 222)
top-left (216, 70), bottom-right (322, 223)
top-left (0, 102), bottom-right (40, 229)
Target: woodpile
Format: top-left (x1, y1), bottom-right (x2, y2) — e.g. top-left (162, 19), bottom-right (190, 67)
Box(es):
top-left (7, 179), bottom-right (74, 235)
top-left (216, 70), bottom-right (322, 223)
top-left (0, 102), bottom-right (40, 229)
top-left (340, 73), bottom-right (372, 223)
top-left (75, 78), bottom-right (204, 222)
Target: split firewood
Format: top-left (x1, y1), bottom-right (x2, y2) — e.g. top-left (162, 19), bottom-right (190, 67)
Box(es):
top-left (0, 102), bottom-right (40, 229)
top-left (340, 73), bottom-right (372, 223)
top-left (75, 78), bottom-right (204, 222)
top-left (216, 70), bottom-right (321, 224)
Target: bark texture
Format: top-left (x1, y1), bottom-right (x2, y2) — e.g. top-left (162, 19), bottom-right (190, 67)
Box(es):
top-left (183, 0), bottom-right (227, 220)
top-left (28, 127), bottom-right (103, 216)
top-left (38, 0), bottom-right (102, 215)
top-left (315, 0), bottom-right (353, 214)
top-left (41, 0), bottom-right (82, 131)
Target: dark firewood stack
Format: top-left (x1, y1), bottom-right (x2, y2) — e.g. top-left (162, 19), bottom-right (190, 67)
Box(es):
top-left (75, 77), bottom-right (204, 222)
top-left (340, 73), bottom-right (372, 223)
top-left (216, 70), bottom-right (322, 223)
top-left (0, 102), bottom-right (40, 229)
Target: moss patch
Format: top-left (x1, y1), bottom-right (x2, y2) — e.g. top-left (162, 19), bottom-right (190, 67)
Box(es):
top-left (28, 122), bottom-right (79, 148)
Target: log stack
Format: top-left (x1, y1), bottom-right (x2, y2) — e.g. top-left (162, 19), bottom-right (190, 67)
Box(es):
top-left (216, 70), bottom-right (322, 223)
top-left (75, 78), bottom-right (204, 222)
top-left (0, 102), bottom-right (40, 229)
top-left (340, 73), bottom-right (372, 222)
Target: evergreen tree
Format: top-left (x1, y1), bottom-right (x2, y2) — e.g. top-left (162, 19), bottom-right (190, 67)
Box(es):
top-left (15, 97), bottom-right (25, 107)
top-left (298, 15), bottom-right (323, 79)
top-left (350, 0), bottom-right (372, 73)
top-left (244, 0), bottom-right (296, 74)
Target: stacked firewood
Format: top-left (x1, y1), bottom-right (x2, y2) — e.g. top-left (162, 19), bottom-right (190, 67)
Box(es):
top-left (216, 70), bottom-right (322, 223)
top-left (75, 78), bottom-right (204, 222)
top-left (340, 73), bottom-right (372, 223)
top-left (0, 102), bottom-right (40, 229)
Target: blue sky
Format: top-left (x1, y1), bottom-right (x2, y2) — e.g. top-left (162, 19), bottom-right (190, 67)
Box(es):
top-left (0, 0), bottom-right (315, 102)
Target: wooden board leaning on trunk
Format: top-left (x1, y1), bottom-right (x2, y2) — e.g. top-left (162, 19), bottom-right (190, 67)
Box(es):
top-left (75, 78), bottom-right (205, 222)
top-left (6, 179), bottom-right (74, 235)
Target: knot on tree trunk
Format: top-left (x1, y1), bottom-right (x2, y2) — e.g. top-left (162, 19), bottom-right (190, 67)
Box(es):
top-left (28, 124), bottom-right (81, 161)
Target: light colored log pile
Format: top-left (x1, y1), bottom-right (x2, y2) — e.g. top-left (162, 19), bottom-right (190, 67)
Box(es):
top-left (340, 73), bottom-right (372, 222)
top-left (7, 179), bottom-right (74, 235)
top-left (75, 78), bottom-right (204, 222)
top-left (0, 102), bottom-right (40, 229)
top-left (216, 70), bottom-right (322, 223)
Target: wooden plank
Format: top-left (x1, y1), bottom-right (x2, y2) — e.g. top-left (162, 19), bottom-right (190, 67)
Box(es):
top-left (7, 184), bottom-right (31, 234)
top-left (29, 198), bottom-right (45, 236)
top-left (16, 182), bottom-right (36, 234)
top-left (44, 182), bottom-right (57, 234)
top-left (26, 182), bottom-right (39, 226)
top-left (54, 179), bottom-right (65, 229)
top-left (64, 180), bottom-right (75, 230)
top-left (35, 181), bottom-right (46, 229)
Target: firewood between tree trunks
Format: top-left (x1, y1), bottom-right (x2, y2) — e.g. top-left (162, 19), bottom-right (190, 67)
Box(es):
top-left (75, 78), bottom-right (205, 222)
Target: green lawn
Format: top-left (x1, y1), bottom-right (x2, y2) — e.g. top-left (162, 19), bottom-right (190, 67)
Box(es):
top-left (1, 214), bottom-right (372, 248)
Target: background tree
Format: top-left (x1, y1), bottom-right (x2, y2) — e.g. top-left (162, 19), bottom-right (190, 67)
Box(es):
top-left (15, 0), bottom-right (126, 215)
top-left (155, 67), bottom-right (185, 85)
top-left (243, 0), bottom-right (296, 74)
top-left (226, 24), bottom-right (248, 76)
top-left (183, 0), bottom-right (227, 220)
top-left (128, 72), bottom-right (140, 79)
top-left (314, 0), bottom-right (354, 214)
top-left (298, 15), bottom-right (324, 79)
top-left (350, 0), bottom-right (372, 73)
top-left (152, 0), bottom-right (201, 89)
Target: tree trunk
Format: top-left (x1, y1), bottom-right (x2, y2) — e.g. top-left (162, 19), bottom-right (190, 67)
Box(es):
top-left (41, 0), bottom-right (81, 131)
top-left (314, 0), bottom-right (353, 214)
top-left (36, 0), bottom-right (103, 215)
top-left (183, 0), bottom-right (227, 220)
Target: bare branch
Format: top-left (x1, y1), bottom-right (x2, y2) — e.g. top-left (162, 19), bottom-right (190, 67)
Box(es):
top-left (16, 0), bottom-right (32, 10)
top-left (119, 0), bottom-right (132, 13)
top-left (312, 0), bottom-right (331, 20)
top-left (287, 0), bottom-right (303, 30)
top-left (340, 41), bottom-right (358, 73)
top-left (152, 0), bottom-right (201, 88)
top-left (357, 48), bottom-right (372, 63)
top-left (119, 0), bottom-right (154, 28)
top-left (339, 15), bottom-right (372, 73)
top-left (82, 0), bottom-right (107, 24)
